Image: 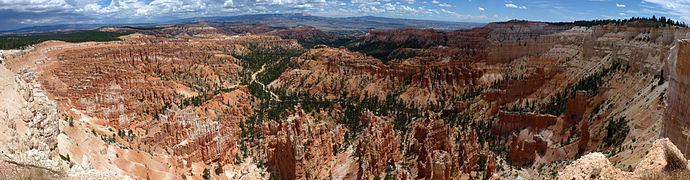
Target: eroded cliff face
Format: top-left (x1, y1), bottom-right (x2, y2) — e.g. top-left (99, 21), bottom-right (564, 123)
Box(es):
top-left (0, 33), bottom-right (302, 179)
top-left (663, 39), bottom-right (690, 158)
top-left (563, 90), bottom-right (587, 127)
top-left (261, 106), bottom-right (348, 180)
top-left (350, 21), bottom-right (572, 63)
top-left (0, 65), bottom-right (62, 174)
top-left (259, 22), bottom-right (690, 179)
top-left (492, 112), bottom-right (557, 135)
top-left (0, 52), bottom-right (130, 179)
top-left (356, 112), bottom-right (401, 179)
top-left (509, 131), bottom-right (548, 165)
top-left (269, 47), bottom-right (482, 108)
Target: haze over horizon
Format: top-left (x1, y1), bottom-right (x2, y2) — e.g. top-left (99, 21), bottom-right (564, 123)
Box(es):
top-left (1, 0), bottom-right (689, 31)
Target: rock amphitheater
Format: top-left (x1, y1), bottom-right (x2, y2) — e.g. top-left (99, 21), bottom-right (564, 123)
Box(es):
top-left (0, 20), bottom-right (688, 179)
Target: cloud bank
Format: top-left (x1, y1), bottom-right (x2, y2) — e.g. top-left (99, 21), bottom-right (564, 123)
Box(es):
top-left (0, 0), bottom-right (505, 30)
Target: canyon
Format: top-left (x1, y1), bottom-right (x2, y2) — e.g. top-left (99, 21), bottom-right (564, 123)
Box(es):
top-left (0, 17), bottom-right (688, 180)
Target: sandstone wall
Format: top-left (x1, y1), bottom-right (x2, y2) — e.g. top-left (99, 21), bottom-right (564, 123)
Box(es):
top-left (482, 68), bottom-right (558, 104)
top-left (563, 90), bottom-right (587, 127)
top-left (492, 111), bottom-right (557, 135)
top-left (663, 39), bottom-right (690, 158)
top-left (509, 134), bottom-right (548, 165)
top-left (269, 47), bottom-right (482, 108)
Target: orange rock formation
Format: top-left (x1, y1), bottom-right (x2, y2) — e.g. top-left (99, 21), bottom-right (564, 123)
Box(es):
top-left (663, 39), bottom-right (690, 158)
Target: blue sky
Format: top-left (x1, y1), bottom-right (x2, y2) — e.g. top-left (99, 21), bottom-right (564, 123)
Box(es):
top-left (0, 0), bottom-right (688, 30)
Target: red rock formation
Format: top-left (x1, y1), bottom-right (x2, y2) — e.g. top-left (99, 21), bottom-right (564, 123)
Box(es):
top-left (39, 34), bottom-right (295, 129)
top-left (356, 21), bottom-right (571, 63)
top-left (578, 120), bottom-right (590, 154)
top-left (427, 150), bottom-right (451, 180)
top-left (482, 21), bottom-right (572, 64)
top-left (262, 106), bottom-right (348, 180)
top-left (34, 34), bottom-right (295, 170)
top-left (459, 130), bottom-right (481, 174)
top-left (492, 111), bottom-right (557, 135)
top-left (105, 23), bottom-right (224, 37)
top-left (216, 25), bottom-right (277, 35)
top-left (485, 154), bottom-right (497, 179)
top-left (356, 112), bottom-right (401, 179)
top-left (509, 134), bottom-right (548, 165)
top-left (264, 26), bottom-right (342, 44)
top-left (361, 28), bottom-right (447, 49)
top-left (564, 90), bottom-right (587, 127)
top-left (663, 39), bottom-right (690, 158)
top-left (269, 47), bottom-right (482, 108)
top-left (409, 113), bottom-right (453, 179)
top-left (482, 67), bottom-right (559, 104)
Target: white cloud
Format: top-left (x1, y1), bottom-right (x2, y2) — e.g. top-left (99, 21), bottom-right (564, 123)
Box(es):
top-left (643, 0), bottom-right (690, 21)
top-left (399, 5), bottom-right (416, 12)
top-left (0, 0), bottom-right (73, 13)
top-left (0, 0), bottom-right (332, 20)
top-left (383, 3), bottom-right (396, 11)
top-left (616, 3), bottom-right (626, 7)
top-left (505, 3), bottom-right (526, 9)
top-left (438, 9), bottom-right (508, 22)
top-left (0, 0), bottom-right (500, 29)
top-left (619, 12), bottom-right (626, 15)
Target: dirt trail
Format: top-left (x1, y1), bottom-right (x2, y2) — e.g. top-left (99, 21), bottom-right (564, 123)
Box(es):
top-left (251, 64), bottom-right (281, 101)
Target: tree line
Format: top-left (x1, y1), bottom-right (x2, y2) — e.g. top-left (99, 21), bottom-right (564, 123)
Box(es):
top-left (0, 30), bottom-right (131, 50)
top-left (574, 16), bottom-right (688, 27)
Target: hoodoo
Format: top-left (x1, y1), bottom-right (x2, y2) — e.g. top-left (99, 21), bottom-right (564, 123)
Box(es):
top-left (3, 12), bottom-right (690, 179)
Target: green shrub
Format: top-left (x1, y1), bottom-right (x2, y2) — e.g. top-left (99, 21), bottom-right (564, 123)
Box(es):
top-left (59, 153), bottom-right (70, 162)
top-left (202, 168), bottom-right (210, 180)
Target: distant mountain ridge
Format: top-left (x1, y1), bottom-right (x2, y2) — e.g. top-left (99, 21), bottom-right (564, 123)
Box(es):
top-left (2, 13), bottom-right (484, 34)
top-left (0, 24), bottom-right (109, 34)
top-left (181, 13), bottom-right (484, 31)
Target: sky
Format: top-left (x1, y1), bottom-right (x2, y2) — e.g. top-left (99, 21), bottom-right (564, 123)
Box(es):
top-left (1, 0), bottom-right (690, 30)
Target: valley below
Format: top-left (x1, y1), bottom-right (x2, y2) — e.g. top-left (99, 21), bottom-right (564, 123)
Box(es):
top-left (1, 18), bottom-right (690, 180)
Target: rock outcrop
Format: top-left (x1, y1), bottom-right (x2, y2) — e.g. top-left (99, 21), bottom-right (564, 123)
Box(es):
top-left (0, 59), bottom-right (130, 179)
top-left (269, 47), bottom-right (482, 108)
top-left (509, 132), bottom-right (548, 165)
top-left (482, 67), bottom-right (559, 104)
top-left (353, 21), bottom-right (572, 63)
top-left (24, 34), bottom-right (296, 179)
top-left (262, 106), bottom-right (348, 180)
top-left (265, 26), bottom-right (347, 45)
top-left (663, 39), bottom-right (690, 158)
top-left (0, 69), bottom-right (60, 156)
top-left (0, 66), bottom-right (62, 173)
top-left (559, 138), bottom-right (690, 179)
top-left (356, 112), bottom-right (401, 179)
top-left (564, 90), bottom-right (587, 127)
top-left (492, 111), bottom-right (557, 135)
top-left (408, 113), bottom-right (461, 179)
top-left (578, 120), bottom-right (590, 154)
